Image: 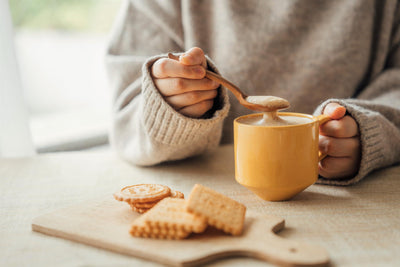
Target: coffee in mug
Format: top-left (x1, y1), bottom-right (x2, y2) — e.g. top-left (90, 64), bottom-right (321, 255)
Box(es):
top-left (234, 112), bottom-right (331, 201)
top-left (238, 111), bottom-right (312, 127)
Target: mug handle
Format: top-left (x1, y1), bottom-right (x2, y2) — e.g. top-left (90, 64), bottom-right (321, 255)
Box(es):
top-left (315, 114), bottom-right (332, 161)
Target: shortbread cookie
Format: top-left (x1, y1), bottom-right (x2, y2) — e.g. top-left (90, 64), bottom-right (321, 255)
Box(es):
top-left (133, 201), bottom-right (158, 209)
top-left (170, 190), bottom-right (184, 199)
top-left (129, 215), bottom-right (151, 234)
top-left (129, 198), bottom-right (207, 239)
top-left (113, 184), bottom-right (171, 204)
top-left (143, 198), bottom-right (207, 233)
top-left (129, 204), bottom-right (149, 214)
top-left (130, 214), bottom-right (189, 239)
top-left (131, 190), bottom-right (185, 210)
top-left (186, 184), bottom-right (246, 236)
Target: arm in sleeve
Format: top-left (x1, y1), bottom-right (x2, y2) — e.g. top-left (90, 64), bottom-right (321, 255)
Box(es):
top-left (314, 5), bottom-right (400, 185)
top-left (105, 0), bottom-right (230, 166)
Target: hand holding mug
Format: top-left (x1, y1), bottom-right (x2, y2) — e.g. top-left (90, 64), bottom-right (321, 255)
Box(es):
top-left (319, 103), bottom-right (361, 179)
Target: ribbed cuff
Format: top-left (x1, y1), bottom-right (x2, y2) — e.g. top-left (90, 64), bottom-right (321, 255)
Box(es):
top-left (140, 54), bottom-right (230, 145)
top-left (314, 99), bottom-right (385, 186)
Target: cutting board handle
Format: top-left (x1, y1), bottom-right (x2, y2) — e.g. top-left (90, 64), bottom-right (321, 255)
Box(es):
top-left (241, 234), bottom-right (330, 266)
top-left (181, 216), bottom-right (329, 267)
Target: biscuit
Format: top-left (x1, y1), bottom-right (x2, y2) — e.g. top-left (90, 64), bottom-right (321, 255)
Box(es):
top-left (132, 190), bottom-right (185, 209)
top-left (133, 201), bottom-right (158, 209)
top-left (129, 204), bottom-right (149, 214)
top-left (170, 190), bottom-right (184, 199)
top-left (130, 215), bottom-right (189, 239)
top-left (129, 214), bottom-right (151, 233)
top-left (186, 184), bottom-right (246, 236)
top-left (129, 215), bottom-right (183, 239)
top-left (113, 184), bottom-right (171, 204)
top-left (143, 198), bottom-right (207, 233)
top-left (129, 198), bottom-right (207, 239)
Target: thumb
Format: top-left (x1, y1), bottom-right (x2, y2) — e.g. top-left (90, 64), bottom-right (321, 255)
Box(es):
top-left (323, 103), bottom-right (346, 120)
top-left (179, 47), bottom-right (207, 68)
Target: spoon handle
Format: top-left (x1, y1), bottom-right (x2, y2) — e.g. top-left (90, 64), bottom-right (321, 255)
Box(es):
top-left (205, 70), bottom-right (247, 101)
top-left (167, 53), bottom-right (247, 102)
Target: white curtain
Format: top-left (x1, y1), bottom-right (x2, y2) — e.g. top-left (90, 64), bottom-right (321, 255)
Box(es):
top-left (0, 0), bottom-right (35, 157)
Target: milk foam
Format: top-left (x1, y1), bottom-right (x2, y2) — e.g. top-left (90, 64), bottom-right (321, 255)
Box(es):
top-left (239, 112), bottom-right (312, 126)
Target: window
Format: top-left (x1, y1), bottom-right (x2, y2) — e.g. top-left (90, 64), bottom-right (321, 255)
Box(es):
top-left (9, 0), bottom-right (122, 152)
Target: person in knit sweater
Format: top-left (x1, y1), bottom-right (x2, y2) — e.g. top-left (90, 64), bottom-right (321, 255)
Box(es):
top-left (106, 0), bottom-right (400, 186)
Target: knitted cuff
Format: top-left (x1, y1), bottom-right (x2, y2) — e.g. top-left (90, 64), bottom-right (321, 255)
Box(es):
top-left (140, 54), bottom-right (230, 145)
top-left (313, 99), bottom-right (385, 186)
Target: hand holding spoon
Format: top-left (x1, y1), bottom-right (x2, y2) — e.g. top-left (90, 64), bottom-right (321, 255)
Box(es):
top-left (167, 53), bottom-right (290, 113)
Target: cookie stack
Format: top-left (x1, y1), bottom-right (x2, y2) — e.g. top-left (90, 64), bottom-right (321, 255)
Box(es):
top-left (130, 198), bottom-right (207, 239)
top-left (113, 184), bottom-right (184, 213)
top-left (118, 184), bottom-right (247, 239)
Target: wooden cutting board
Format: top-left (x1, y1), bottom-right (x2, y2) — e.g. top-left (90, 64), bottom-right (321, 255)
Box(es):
top-left (32, 197), bottom-right (329, 266)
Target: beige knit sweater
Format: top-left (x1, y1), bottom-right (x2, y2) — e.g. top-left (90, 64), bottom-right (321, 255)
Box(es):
top-left (106, 0), bottom-right (400, 185)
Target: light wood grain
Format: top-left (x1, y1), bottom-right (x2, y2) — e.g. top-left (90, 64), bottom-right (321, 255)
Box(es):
top-left (32, 197), bottom-right (329, 267)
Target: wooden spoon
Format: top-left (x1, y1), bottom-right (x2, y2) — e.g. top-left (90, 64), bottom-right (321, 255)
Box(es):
top-left (167, 53), bottom-right (290, 112)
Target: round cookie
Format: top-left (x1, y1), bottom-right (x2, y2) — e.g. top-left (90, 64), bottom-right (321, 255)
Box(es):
top-left (129, 204), bottom-right (149, 214)
top-left (134, 190), bottom-right (185, 209)
top-left (170, 190), bottom-right (184, 199)
top-left (134, 201), bottom-right (158, 209)
top-left (113, 184), bottom-right (171, 204)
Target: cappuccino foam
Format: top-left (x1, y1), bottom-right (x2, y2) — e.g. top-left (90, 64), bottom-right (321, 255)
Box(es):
top-left (239, 112), bottom-right (312, 126)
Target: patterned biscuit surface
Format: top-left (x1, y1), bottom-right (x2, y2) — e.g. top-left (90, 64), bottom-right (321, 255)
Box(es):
top-left (134, 190), bottom-right (184, 209)
top-left (129, 198), bottom-right (207, 239)
top-left (186, 184), bottom-right (246, 236)
top-left (170, 190), bottom-right (184, 199)
top-left (133, 201), bottom-right (158, 209)
top-left (113, 184), bottom-right (171, 204)
top-left (130, 213), bottom-right (190, 239)
top-left (129, 204), bottom-right (149, 214)
top-left (143, 198), bottom-right (207, 233)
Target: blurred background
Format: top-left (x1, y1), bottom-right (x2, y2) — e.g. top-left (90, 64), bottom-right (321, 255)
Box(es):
top-left (8, 0), bottom-right (122, 153)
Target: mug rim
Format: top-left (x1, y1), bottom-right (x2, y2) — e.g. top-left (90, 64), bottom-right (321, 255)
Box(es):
top-left (234, 112), bottom-right (317, 128)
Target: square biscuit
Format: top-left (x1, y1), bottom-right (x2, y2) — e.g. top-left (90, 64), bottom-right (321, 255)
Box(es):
top-left (186, 184), bottom-right (246, 236)
top-left (129, 197), bottom-right (207, 239)
top-left (129, 211), bottom-right (191, 239)
top-left (144, 198), bottom-right (207, 233)
top-left (129, 214), bottom-right (151, 234)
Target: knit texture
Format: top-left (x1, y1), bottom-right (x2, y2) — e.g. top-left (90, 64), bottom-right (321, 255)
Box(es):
top-left (106, 0), bottom-right (400, 185)
top-left (141, 55), bottom-right (229, 146)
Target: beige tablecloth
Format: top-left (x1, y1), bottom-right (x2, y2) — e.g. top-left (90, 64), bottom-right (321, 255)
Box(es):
top-left (0, 144), bottom-right (399, 266)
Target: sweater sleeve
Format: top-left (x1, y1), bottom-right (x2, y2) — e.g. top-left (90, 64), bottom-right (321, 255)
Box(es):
top-left (313, 5), bottom-right (400, 185)
top-left (105, 0), bottom-right (230, 166)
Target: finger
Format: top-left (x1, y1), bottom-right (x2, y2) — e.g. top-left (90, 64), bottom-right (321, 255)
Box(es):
top-left (165, 90), bottom-right (218, 110)
top-left (154, 77), bottom-right (219, 96)
top-left (179, 47), bottom-right (207, 68)
top-left (323, 103), bottom-right (346, 120)
top-left (320, 115), bottom-right (359, 138)
top-left (179, 99), bottom-right (214, 118)
top-left (319, 156), bottom-right (359, 179)
top-left (319, 135), bottom-right (360, 157)
top-left (152, 58), bottom-right (205, 79)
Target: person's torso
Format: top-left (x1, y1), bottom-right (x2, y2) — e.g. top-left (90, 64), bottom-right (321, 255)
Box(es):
top-left (182, 0), bottom-right (396, 143)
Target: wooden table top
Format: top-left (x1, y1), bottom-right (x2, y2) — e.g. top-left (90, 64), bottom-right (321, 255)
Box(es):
top-left (1, 144), bottom-right (399, 267)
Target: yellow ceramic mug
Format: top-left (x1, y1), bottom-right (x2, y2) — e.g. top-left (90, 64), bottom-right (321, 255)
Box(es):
top-left (234, 112), bottom-right (331, 201)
